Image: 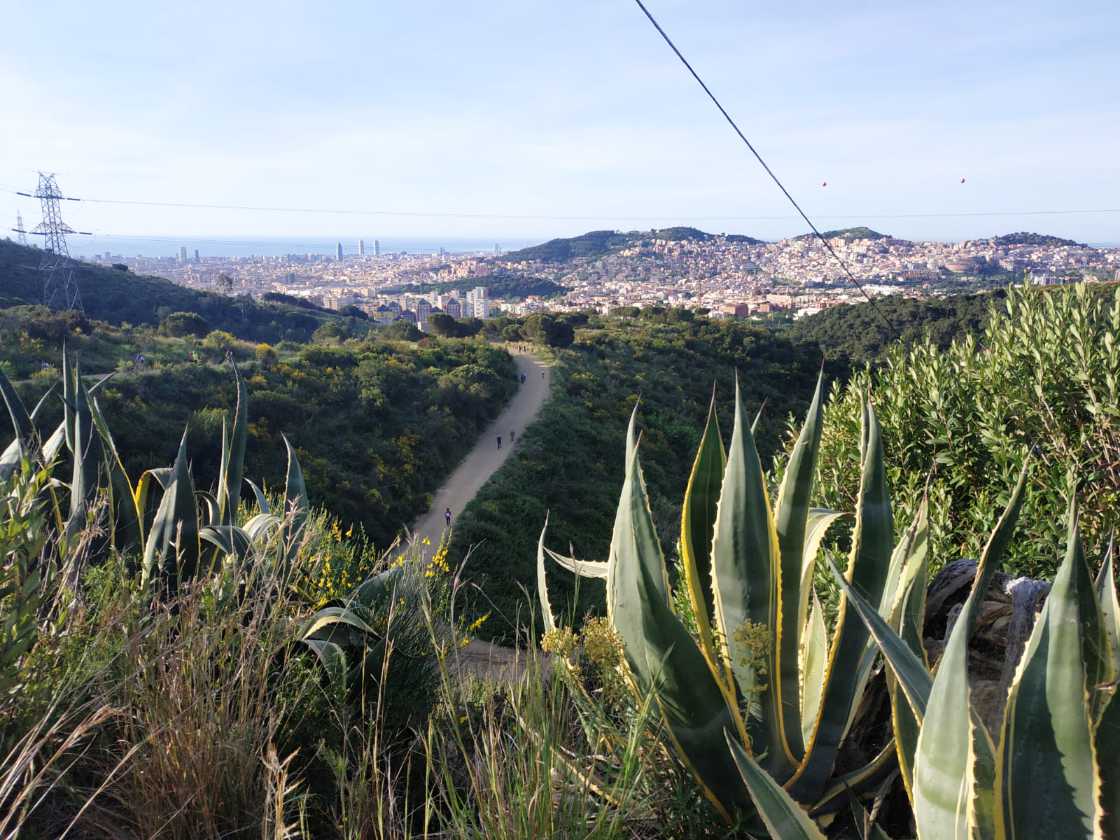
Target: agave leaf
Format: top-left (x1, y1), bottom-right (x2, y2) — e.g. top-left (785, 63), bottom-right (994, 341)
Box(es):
top-left (911, 460), bottom-right (1028, 838)
top-left (710, 377), bottom-right (791, 777)
top-left (0, 367), bottom-right (30, 438)
top-left (200, 524), bottom-right (251, 560)
top-left (300, 638), bottom-right (348, 688)
top-left (1097, 689), bottom-right (1120, 840)
top-left (545, 546), bottom-right (608, 579)
top-left (64, 376), bottom-right (102, 539)
top-left (810, 740), bottom-right (898, 817)
top-left (0, 438), bottom-right (21, 482)
top-left (790, 397), bottom-right (893, 803)
top-left (998, 500), bottom-right (1095, 839)
top-left (889, 501), bottom-right (931, 804)
top-left (726, 731), bottom-right (826, 840)
top-left (537, 513), bottom-right (557, 633)
top-left (88, 394), bottom-right (143, 550)
top-left (302, 605), bottom-right (378, 640)
top-left (800, 593), bottom-right (828, 746)
top-left (828, 558), bottom-right (930, 720)
top-left (0, 366), bottom-right (31, 457)
top-left (244, 512), bottom-right (282, 542)
top-left (282, 435), bottom-right (308, 559)
top-left (245, 477), bottom-right (270, 514)
top-left (680, 393), bottom-right (727, 686)
top-left (773, 371), bottom-right (825, 762)
top-left (609, 419), bottom-right (746, 820)
top-left (968, 714), bottom-right (998, 840)
top-left (40, 419), bottom-right (66, 466)
top-left (353, 567), bottom-right (404, 607)
top-left (62, 342), bottom-right (76, 453)
top-left (140, 429), bottom-right (200, 596)
top-left (1094, 538), bottom-right (1119, 696)
top-left (198, 490), bottom-right (220, 528)
top-left (849, 799), bottom-right (896, 840)
top-left (217, 361), bottom-right (248, 525)
top-left (798, 509), bottom-right (845, 632)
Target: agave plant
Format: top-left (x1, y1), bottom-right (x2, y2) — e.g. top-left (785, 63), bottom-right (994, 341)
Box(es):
top-left (0, 348), bottom-right (316, 597)
top-left (828, 478), bottom-right (1120, 839)
top-left (538, 375), bottom-right (931, 823)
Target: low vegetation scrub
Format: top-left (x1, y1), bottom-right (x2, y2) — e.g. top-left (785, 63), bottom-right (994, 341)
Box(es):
top-left (810, 282), bottom-right (1120, 579)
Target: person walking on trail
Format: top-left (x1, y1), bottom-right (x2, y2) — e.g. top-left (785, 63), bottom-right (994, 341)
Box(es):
top-left (497, 434), bottom-right (502, 450)
top-left (510, 429), bottom-right (516, 443)
top-left (444, 507), bottom-right (452, 529)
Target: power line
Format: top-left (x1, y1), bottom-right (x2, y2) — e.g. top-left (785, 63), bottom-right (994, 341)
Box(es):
top-left (631, 0), bottom-right (893, 329)
top-left (3, 185), bottom-right (1118, 226)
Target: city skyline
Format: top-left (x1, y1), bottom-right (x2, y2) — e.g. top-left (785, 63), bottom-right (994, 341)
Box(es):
top-left (2, 1), bottom-right (1118, 243)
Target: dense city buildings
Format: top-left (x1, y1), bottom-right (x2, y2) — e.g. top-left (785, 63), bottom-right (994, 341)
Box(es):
top-left (87, 228), bottom-right (1120, 327)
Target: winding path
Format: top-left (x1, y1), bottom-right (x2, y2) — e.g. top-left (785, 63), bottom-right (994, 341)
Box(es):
top-left (405, 350), bottom-right (551, 563)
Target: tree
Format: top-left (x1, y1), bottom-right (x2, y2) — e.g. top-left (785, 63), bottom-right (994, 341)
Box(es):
top-left (382, 320), bottom-right (423, 341)
top-left (427, 312), bottom-right (460, 338)
top-left (159, 311), bottom-right (211, 338)
top-left (524, 313), bottom-right (574, 348)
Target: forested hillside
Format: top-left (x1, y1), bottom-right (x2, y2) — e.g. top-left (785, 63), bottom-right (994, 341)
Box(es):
top-left (0, 240), bottom-right (366, 343)
top-left (449, 309), bottom-right (826, 640)
top-left (786, 289), bottom-right (1003, 366)
top-left (0, 311), bottom-right (517, 547)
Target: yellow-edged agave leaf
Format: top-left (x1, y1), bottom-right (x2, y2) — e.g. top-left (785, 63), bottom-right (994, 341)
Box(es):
top-left (1097, 689), bottom-right (1120, 839)
top-left (544, 546), bottom-right (608, 578)
top-left (773, 371), bottom-right (825, 763)
top-left (537, 513), bottom-right (557, 633)
top-left (912, 460), bottom-right (1028, 839)
top-left (968, 714), bottom-right (998, 840)
top-left (810, 741), bottom-right (897, 817)
top-left (680, 393), bottom-right (727, 687)
top-left (798, 509), bottom-right (845, 632)
top-left (789, 398), bottom-right (893, 803)
top-left (710, 378), bottom-right (791, 777)
top-left (141, 429), bottom-right (200, 597)
top-left (825, 500), bottom-right (932, 743)
top-left (800, 593), bottom-right (828, 745)
top-left (726, 731), bottom-right (826, 840)
top-left (998, 502), bottom-right (1095, 839)
top-left (828, 558), bottom-right (930, 720)
top-left (609, 417), bottom-right (747, 820)
top-left (217, 361), bottom-right (248, 526)
top-left (889, 500), bottom-right (931, 802)
top-left (1094, 539), bottom-right (1119, 687)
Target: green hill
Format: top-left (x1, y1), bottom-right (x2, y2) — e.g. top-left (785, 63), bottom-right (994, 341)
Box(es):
top-left (500, 227), bottom-right (764, 263)
top-left (0, 239), bottom-right (364, 343)
top-left (991, 231), bottom-right (1083, 247)
top-left (793, 226), bottom-right (890, 242)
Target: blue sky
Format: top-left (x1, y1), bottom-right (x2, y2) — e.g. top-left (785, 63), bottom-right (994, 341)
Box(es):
top-left (2, 0), bottom-right (1118, 243)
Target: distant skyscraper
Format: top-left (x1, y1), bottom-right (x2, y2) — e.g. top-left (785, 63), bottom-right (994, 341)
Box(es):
top-left (336, 241), bottom-right (344, 261)
top-left (358, 239), bottom-right (366, 257)
top-left (494, 243), bottom-right (501, 256)
top-left (179, 245), bottom-right (188, 263)
top-left (374, 239), bottom-right (381, 257)
top-left (193, 248), bottom-right (200, 263)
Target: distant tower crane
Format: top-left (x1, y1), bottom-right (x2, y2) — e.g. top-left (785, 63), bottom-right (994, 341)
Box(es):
top-left (17, 173), bottom-right (92, 312)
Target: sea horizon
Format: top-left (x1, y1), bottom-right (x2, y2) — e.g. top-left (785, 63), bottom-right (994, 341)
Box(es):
top-left (65, 235), bottom-right (540, 260)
